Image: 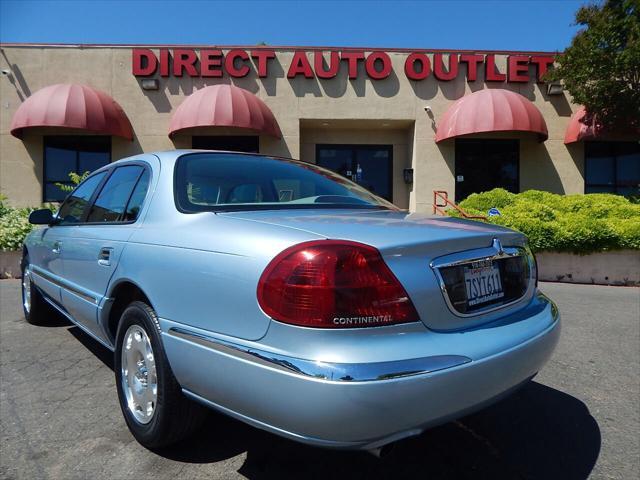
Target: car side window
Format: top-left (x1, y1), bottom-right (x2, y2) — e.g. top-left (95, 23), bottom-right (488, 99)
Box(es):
top-left (57, 172), bottom-right (107, 225)
top-left (123, 169), bottom-right (151, 222)
top-left (87, 166), bottom-right (144, 223)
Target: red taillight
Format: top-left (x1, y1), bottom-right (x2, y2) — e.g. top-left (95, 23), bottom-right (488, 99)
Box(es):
top-left (257, 240), bottom-right (419, 328)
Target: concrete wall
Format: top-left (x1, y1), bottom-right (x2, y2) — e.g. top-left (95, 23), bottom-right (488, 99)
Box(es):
top-left (537, 250), bottom-right (640, 286)
top-left (0, 46), bottom-right (584, 209)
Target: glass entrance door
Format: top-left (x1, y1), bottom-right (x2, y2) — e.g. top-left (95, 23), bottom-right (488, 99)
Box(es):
top-left (316, 144), bottom-right (393, 201)
top-left (455, 139), bottom-right (519, 202)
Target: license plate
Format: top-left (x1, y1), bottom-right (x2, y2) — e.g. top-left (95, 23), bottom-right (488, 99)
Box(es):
top-left (464, 261), bottom-right (504, 306)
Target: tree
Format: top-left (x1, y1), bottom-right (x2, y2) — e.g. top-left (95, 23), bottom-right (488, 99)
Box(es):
top-left (549, 0), bottom-right (640, 131)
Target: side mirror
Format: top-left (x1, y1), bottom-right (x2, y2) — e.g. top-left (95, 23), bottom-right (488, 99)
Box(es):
top-left (28, 209), bottom-right (55, 225)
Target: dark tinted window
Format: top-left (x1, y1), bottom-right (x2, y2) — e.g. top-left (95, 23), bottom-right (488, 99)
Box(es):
top-left (87, 166), bottom-right (144, 223)
top-left (316, 145), bottom-right (393, 201)
top-left (192, 136), bottom-right (259, 153)
top-left (123, 169), bottom-right (151, 221)
top-left (454, 139), bottom-right (519, 202)
top-left (44, 136), bottom-right (110, 202)
top-left (585, 142), bottom-right (640, 195)
top-left (57, 172), bottom-right (107, 225)
top-left (174, 153), bottom-right (396, 213)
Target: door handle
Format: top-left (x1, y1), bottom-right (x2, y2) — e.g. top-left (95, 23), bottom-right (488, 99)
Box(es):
top-left (52, 241), bottom-right (62, 254)
top-left (98, 247), bottom-right (113, 266)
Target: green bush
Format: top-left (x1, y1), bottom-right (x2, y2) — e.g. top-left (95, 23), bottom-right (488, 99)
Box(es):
top-left (0, 196), bottom-right (54, 252)
top-left (453, 189), bottom-right (640, 254)
top-left (0, 172), bottom-right (81, 251)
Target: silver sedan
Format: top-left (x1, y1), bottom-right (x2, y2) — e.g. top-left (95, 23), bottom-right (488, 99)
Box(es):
top-left (22, 150), bottom-right (559, 452)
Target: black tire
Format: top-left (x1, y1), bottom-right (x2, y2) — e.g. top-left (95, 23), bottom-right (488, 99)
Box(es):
top-left (21, 254), bottom-right (54, 325)
top-left (114, 301), bottom-right (205, 449)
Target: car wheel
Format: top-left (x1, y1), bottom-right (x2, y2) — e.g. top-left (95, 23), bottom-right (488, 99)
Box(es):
top-left (21, 254), bottom-right (53, 325)
top-left (114, 301), bottom-right (205, 448)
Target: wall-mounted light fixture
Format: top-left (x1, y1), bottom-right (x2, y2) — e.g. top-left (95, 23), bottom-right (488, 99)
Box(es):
top-left (546, 81), bottom-right (563, 95)
top-left (403, 168), bottom-right (414, 184)
top-left (141, 78), bottom-right (159, 90)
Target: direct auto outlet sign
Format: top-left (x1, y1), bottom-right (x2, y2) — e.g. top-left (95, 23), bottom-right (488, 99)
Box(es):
top-left (132, 48), bottom-right (555, 83)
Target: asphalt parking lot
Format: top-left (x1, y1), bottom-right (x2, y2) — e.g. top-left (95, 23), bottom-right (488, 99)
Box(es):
top-left (1, 280), bottom-right (638, 480)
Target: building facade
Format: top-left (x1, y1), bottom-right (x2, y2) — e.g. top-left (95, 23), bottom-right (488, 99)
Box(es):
top-left (1, 44), bottom-right (638, 210)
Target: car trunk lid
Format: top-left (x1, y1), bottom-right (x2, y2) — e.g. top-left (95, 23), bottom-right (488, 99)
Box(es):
top-left (219, 209), bottom-right (534, 331)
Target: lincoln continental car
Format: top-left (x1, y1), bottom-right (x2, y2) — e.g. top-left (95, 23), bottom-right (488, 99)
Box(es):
top-left (22, 150), bottom-right (560, 451)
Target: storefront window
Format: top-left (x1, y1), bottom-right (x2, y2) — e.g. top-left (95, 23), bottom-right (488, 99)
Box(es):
top-left (585, 142), bottom-right (640, 196)
top-left (455, 139), bottom-right (519, 202)
top-left (43, 136), bottom-right (111, 202)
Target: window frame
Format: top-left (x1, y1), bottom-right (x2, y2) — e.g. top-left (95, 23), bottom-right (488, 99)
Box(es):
top-left (43, 136), bottom-right (112, 203)
top-left (584, 141), bottom-right (640, 195)
top-left (54, 161), bottom-right (152, 227)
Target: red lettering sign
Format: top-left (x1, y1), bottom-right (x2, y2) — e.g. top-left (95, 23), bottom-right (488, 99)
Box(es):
top-left (287, 51), bottom-right (314, 78)
top-left (131, 48), bottom-right (555, 84)
top-left (508, 55), bottom-right (530, 82)
top-left (173, 49), bottom-right (198, 77)
top-left (459, 54), bottom-right (484, 82)
top-left (225, 49), bottom-right (250, 78)
top-left (341, 51), bottom-right (365, 79)
top-left (315, 51), bottom-right (340, 79)
top-left (200, 49), bottom-right (223, 77)
top-left (530, 56), bottom-right (555, 82)
top-left (485, 54), bottom-right (506, 82)
top-left (404, 53), bottom-right (431, 80)
top-left (433, 53), bottom-right (459, 81)
top-left (159, 49), bottom-right (170, 77)
top-left (251, 50), bottom-right (275, 77)
top-left (132, 49), bottom-right (157, 76)
top-left (365, 51), bottom-right (392, 80)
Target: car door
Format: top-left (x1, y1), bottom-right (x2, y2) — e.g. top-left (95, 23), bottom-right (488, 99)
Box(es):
top-left (59, 164), bottom-right (151, 343)
top-left (29, 172), bottom-right (108, 304)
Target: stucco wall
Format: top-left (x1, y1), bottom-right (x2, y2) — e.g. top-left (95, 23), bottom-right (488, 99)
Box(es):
top-left (0, 46), bottom-right (583, 209)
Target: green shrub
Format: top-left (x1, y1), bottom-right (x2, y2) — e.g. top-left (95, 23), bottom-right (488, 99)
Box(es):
top-left (0, 195), bottom-right (54, 252)
top-left (454, 189), bottom-right (640, 254)
top-left (457, 188), bottom-right (517, 211)
top-left (0, 173), bottom-right (78, 251)
top-left (0, 208), bottom-right (34, 251)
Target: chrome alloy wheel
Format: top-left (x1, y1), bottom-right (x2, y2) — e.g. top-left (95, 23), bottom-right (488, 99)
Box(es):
top-left (121, 325), bottom-right (158, 424)
top-left (22, 265), bottom-right (32, 314)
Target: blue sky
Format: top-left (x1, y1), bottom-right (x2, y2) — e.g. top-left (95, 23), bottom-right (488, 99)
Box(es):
top-left (1, 0), bottom-right (585, 52)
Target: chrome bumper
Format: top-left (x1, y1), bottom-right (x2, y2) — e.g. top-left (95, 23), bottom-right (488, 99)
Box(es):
top-left (168, 327), bottom-right (472, 382)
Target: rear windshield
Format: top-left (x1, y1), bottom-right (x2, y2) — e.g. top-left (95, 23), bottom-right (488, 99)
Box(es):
top-left (174, 152), bottom-right (397, 212)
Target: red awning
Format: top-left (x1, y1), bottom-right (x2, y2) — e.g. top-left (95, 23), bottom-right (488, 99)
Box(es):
top-left (435, 88), bottom-right (548, 143)
top-left (10, 83), bottom-right (133, 140)
top-left (168, 84), bottom-right (281, 138)
top-left (564, 106), bottom-right (603, 144)
top-left (565, 106), bottom-right (640, 144)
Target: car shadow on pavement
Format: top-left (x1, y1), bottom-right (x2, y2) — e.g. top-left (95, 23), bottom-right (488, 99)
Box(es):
top-left (160, 382), bottom-right (600, 479)
top-left (67, 326), bottom-right (115, 371)
top-left (34, 310), bottom-right (73, 327)
top-left (66, 322), bottom-right (601, 480)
